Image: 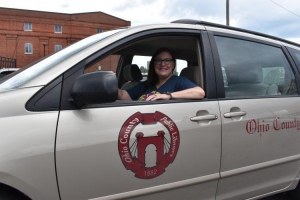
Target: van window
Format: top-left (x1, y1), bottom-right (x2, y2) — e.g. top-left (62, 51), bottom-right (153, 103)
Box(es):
top-left (215, 36), bottom-right (298, 97)
top-left (132, 56), bottom-right (150, 81)
top-left (287, 48), bottom-right (300, 73)
top-left (82, 34), bottom-right (201, 93)
top-left (132, 55), bottom-right (188, 82)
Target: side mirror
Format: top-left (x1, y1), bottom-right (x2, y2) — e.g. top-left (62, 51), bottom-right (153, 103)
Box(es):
top-left (71, 71), bottom-right (118, 107)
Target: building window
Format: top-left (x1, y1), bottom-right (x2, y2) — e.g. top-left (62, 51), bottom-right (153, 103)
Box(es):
top-left (24, 43), bottom-right (33, 54)
top-left (96, 28), bottom-right (103, 33)
top-left (24, 23), bottom-right (32, 31)
top-left (54, 25), bottom-right (62, 33)
top-left (54, 45), bottom-right (62, 52)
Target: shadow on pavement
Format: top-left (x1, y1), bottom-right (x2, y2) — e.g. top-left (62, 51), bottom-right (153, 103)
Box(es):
top-left (261, 193), bottom-right (291, 200)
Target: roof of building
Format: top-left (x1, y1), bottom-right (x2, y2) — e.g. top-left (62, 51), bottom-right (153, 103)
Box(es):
top-left (0, 7), bottom-right (131, 26)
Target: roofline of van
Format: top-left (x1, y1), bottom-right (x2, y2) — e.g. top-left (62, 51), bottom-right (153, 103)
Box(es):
top-left (171, 19), bottom-right (300, 48)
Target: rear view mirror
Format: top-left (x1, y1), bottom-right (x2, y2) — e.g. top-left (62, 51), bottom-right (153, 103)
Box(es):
top-left (71, 71), bottom-right (118, 107)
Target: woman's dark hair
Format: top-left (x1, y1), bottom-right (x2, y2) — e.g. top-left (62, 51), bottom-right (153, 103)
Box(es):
top-left (146, 48), bottom-right (176, 86)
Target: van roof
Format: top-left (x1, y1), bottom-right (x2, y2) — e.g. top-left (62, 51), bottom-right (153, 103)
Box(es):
top-left (171, 19), bottom-right (300, 48)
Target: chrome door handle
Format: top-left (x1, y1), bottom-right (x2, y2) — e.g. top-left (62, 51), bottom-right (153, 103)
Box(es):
top-left (190, 114), bottom-right (218, 121)
top-left (224, 111), bottom-right (247, 118)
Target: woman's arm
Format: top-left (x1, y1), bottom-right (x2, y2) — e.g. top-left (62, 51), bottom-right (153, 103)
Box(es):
top-left (118, 89), bottom-right (132, 100)
top-left (146, 86), bottom-right (205, 101)
top-left (172, 87), bottom-right (205, 99)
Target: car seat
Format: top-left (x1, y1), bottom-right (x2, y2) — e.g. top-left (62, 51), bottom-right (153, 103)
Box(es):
top-left (179, 66), bottom-right (200, 86)
top-left (121, 64), bottom-right (143, 90)
top-left (225, 65), bottom-right (279, 97)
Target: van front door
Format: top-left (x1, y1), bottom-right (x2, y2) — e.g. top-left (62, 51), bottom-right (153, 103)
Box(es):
top-left (56, 101), bottom-right (221, 200)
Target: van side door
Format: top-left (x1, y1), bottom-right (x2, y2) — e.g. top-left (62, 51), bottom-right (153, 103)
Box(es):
top-left (210, 32), bottom-right (300, 199)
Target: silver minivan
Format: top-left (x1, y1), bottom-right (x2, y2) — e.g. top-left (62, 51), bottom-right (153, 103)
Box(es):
top-left (1, 20), bottom-right (300, 200)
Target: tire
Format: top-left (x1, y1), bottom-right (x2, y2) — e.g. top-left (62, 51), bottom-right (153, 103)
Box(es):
top-left (0, 186), bottom-right (30, 200)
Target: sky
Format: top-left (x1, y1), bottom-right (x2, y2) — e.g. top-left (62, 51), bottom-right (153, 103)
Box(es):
top-left (1, 0), bottom-right (300, 44)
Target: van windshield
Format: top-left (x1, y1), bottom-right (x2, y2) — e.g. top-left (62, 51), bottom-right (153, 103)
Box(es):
top-left (0, 29), bottom-right (124, 92)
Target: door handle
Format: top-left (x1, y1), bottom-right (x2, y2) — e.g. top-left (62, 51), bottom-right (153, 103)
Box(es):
top-left (224, 111), bottom-right (247, 118)
top-left (190, 114), bottom-right (218, 121)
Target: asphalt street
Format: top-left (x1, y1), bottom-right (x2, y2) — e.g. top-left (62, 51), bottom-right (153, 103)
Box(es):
top-left (261, 192), bottom-right (291, 200)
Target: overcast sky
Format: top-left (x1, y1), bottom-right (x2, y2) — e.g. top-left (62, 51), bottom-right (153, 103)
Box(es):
top-left (1, 0), bottom-right (300, 43)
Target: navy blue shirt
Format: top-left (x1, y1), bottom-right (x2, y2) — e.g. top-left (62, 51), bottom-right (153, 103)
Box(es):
top-left (126, 76), bottom-right (197, 101)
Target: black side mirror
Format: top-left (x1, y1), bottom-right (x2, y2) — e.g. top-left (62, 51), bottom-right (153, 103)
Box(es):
top-left (71, 71), bottom-right (118, 107)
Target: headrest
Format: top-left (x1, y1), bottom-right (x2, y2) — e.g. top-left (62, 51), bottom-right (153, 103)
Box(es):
top-left (226, 65), bottom-right (263, 85)
top-left (123, 64), bottom-right (142, 81)
top-left (180, 66), bottom-right (200, 85)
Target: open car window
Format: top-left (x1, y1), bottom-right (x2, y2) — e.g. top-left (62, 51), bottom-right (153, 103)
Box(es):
top-left (83, 34), bottom-right (202, 92)
top-left (131, 55), bottom-right (188, 82)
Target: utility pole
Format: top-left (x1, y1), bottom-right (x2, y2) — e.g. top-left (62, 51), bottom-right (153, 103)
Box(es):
top-left (226, 0), bottom-right (230, 26)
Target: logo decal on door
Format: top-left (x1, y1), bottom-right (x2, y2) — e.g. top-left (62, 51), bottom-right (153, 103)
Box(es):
top-left (118, 111), bottom-right (180, 179)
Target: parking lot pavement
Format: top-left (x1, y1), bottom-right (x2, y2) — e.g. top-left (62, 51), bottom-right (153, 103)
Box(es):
top-left (261, 193), bottom-right (291, 200)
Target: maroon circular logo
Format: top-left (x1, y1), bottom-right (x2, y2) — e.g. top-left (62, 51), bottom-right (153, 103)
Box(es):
top-left (118, 111), bottom-right (180, 179)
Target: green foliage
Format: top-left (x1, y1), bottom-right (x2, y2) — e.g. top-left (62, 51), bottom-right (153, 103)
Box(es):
top-left (173, 67), bottom-right (178, 76)
top-left (140, 66), bottom-right (147, 73)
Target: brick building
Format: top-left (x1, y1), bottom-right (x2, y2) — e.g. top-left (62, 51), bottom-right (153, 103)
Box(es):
top-left (0, 7), bottom-right (130, 70)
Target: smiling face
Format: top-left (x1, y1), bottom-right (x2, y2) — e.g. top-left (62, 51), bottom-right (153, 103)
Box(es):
top-left (154, 51), bottom-right (175, 80)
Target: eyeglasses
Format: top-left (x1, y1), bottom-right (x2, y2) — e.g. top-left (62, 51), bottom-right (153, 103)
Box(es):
top-left (154, 58), bottom-right (174, 65)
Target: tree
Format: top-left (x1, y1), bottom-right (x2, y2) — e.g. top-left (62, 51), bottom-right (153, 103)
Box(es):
top-left (173, 67), bottom-right (178, 76)
top-left (140, 66), bottom-right (147, 73)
